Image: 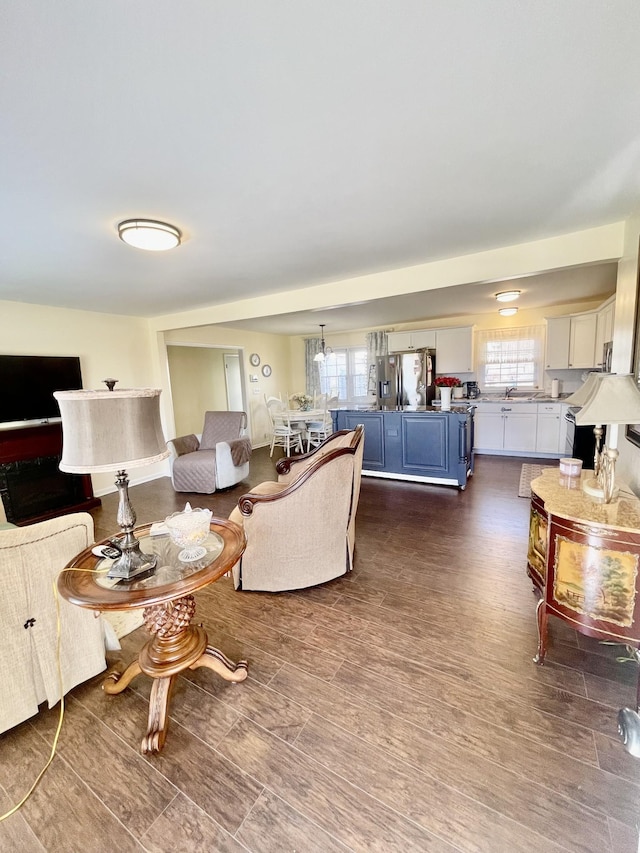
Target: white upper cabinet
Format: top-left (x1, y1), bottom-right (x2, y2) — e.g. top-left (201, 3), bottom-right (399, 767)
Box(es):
top-left (545, 308), bottom-right (605, 371)
top-left (387, 329), bottom-right (436, 352)
top-left (545, 317), bottom-right (571, 369)
top-left (568, 312), bottom-right (597, 369)
top-left (435, 327), bottom-right (473, 373)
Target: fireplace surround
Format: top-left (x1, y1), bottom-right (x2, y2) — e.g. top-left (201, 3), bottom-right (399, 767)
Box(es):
top-left (0, 422), bottom-right (100, 524)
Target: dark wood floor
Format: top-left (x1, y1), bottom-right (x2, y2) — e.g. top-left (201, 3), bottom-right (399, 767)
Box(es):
top-left (2, 450), bottom-right (640, 852)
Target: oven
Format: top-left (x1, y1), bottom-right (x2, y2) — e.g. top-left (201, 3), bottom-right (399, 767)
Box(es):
top-left (564, 406), bottom-right (604, 468)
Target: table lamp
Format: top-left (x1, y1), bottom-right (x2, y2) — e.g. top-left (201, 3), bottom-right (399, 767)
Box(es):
top-left (564, 372), bottom-right (608, 477)
top-left (571, 373), bottom-right (640, 503)
top-left (54, 385), bottom-right (170, 580)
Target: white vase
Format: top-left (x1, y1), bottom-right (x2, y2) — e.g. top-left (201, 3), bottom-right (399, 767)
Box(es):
top-left (440, 387), bottom-right (452, 410)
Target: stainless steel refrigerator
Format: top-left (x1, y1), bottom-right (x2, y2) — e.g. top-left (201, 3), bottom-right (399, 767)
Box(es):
top-left (376, 349), bottom-right (436, 409)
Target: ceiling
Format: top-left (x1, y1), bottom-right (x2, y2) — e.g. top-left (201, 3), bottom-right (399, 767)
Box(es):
top-left (1, 2), bottom-right (639, 333)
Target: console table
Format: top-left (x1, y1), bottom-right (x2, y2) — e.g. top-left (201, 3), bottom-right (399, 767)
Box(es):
top-left (58, 518), bottom-right (247, 754)
top-left (527, 469), bottom-right (640, 707)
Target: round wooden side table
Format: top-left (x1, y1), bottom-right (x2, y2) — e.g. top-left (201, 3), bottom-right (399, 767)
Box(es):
top-left (58, 519), bottom-right (246, 754)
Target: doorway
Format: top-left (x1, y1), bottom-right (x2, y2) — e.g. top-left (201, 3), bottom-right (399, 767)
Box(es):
top-left (166, 344), bottom-right (248, 437)
top-left (224, 353), bottom-right (244, 411)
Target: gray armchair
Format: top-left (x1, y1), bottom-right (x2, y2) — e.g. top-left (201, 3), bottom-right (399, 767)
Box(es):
top-left (169, 411), bottom-right (251, 494)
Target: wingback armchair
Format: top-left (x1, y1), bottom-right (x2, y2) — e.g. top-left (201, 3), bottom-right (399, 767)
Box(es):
top-left (228, 426), bottom-right (364, 591)
top-left (0, 512), bottom-right (106, 734)
top-left (169, 410), bottom-right (251, 493)
top-left (276, 425), bottom-right (364, 570)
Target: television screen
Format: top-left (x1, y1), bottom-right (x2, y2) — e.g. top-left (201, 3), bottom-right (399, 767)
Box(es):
top-left (0, 355), bottom-right (83, 424)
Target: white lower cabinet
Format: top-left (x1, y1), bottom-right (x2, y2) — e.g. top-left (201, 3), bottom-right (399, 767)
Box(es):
top-left (535, 403), bottom-right (563, 454)
top-left (474, 402), bottom-right (566, 455)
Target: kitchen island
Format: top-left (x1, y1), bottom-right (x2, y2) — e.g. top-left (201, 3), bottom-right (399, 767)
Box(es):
top-left (332, 406), bottom-right (474, 489)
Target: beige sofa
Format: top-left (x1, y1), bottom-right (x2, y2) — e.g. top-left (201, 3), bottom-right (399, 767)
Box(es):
top-left (0, 511), bottom-right (106, 733)
top-left (229, 426), bottom-right (364, 591)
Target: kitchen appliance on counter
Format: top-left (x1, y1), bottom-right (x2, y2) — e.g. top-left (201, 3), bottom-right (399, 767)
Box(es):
top-left (376, 350), bottom-right (435, 409)
top-left (464, 381), bottom-right (480, 399)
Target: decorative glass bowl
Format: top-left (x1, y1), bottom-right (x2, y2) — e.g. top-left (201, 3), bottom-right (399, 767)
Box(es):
top-left (165, 504), bottom-right (213, 562)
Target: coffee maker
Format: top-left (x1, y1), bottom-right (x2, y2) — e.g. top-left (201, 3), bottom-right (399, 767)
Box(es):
top-left (464, 381), bottom-right (480, 399)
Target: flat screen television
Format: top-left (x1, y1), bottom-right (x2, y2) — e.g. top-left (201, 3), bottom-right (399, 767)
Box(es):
top-left (0, 355), bottom-right (83, 426)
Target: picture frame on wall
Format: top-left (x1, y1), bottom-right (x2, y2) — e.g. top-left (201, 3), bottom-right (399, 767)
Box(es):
top-left (626, 238), bottom-right (640, 448)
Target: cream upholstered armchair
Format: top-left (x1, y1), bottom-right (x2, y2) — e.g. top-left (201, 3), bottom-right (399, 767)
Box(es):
top-left (0, 512), bottom-right (106, 734)
top-left (169, 411), bottom-right (251, 493)
top-left (276, 425), bottom-right (364, 571)
top-left (229, 425), bottom-right (364, 591)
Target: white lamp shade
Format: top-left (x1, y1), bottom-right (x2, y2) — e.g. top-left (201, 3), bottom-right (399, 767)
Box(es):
top-left (574, 374), bottom-right (640, 426)
top-left (564, 372), bottom-right (607, 408)
top-left (54, 388), bottom-right (170, 473)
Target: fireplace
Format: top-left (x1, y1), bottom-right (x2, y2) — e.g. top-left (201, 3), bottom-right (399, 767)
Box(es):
top-left (0, 422), bottom-right (100, 525)
top-left (0, 456), bottom-right (88, 524)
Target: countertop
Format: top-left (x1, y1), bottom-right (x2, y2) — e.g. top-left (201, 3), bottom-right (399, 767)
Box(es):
top-left (531, 467), bottom-right (640, 532)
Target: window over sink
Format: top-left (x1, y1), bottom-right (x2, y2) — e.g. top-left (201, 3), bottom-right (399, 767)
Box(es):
top-left (476, 325), bottom-right (544, 390)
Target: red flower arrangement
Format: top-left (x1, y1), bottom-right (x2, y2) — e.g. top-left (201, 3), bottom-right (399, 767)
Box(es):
top-left (435, 376), bottom-right (461, 387)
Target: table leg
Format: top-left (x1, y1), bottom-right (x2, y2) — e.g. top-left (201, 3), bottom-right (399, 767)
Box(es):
top-left (533, 597), bottom-right (548, 664)
top-left (141, 675), bottom-right (175, 754)
top-left (190, 644), bottom-right (248, 682)
top-left (103, 659), bottom-right (143, 695)
top-left (100, 595), bottom-right (248, 753)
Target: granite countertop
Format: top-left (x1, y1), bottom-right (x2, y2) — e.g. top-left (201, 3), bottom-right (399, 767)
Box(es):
top-left (472, 395), bottom-right (570, 403)
top-left (531, 468), bottom-right (640, 532)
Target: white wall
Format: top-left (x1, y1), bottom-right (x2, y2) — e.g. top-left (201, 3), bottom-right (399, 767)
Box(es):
top-left (167, 346), bottom-right (229, 436)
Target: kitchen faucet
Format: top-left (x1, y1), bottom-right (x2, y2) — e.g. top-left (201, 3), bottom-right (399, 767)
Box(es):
top-left (505, 386), bottom-right (516, 398)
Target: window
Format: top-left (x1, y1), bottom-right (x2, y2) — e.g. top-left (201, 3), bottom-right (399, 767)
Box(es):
top-left (319, 347), bottom-right (368, 402)
top-left (476, 326), bottom-right (544, 390)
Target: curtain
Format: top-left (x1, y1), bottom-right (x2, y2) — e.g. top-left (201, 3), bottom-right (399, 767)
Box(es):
top-left (366, 331), bottom-right (388, 394)
top-left (305, 338), bottom-right (322, 396)
top-left (475, 325), bottom-right (545, 389)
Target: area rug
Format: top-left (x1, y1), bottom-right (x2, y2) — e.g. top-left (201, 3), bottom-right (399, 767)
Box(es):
top-left (518, 464), bottom-right (555, 498)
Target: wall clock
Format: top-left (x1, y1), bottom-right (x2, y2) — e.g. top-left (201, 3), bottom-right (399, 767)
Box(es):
top-left (249, 353), bottom-right (261, 367)
top-left (261, 364), bottom-right (272, 377)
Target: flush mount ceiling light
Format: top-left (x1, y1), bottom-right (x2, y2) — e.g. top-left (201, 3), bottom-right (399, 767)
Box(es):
top-left (117, 219), bottom-right (181, 251)
top-left (314, 324), bottom-right (333, 362)
top-left (495, 290), bottom-right (521, 303)
top-left (499, 306), bottom-right (518, 317)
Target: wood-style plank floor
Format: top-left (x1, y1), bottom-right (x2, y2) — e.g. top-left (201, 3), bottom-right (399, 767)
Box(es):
top-left (1, 450), bottom-right (640, 852)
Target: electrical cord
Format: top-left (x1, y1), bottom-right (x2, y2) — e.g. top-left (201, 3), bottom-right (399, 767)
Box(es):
top-left (0, 563), bottom-right (110, 822)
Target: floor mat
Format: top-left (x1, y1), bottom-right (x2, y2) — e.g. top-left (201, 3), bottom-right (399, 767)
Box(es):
top-left (518, 463), bottom-right (555, 498)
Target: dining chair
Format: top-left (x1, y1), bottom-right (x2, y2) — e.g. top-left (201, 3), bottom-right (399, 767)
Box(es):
top-left (305, 395), bottom-right (334, 451)
top-left (265, 396), bottom-right (304, 457)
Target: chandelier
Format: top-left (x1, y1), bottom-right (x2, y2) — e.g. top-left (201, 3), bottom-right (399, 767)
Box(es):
top-left (313, 325), bottom-right (333, 362)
